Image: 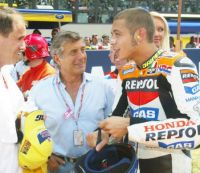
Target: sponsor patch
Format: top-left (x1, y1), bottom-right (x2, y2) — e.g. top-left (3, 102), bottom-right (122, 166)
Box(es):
top-left (20, 140), bottom-right (31, 154)
top-left (35, 114), bottom-right (44, 121)
top-left (37, 130), bottom-right (51, 144)
top-left (144, 119), bottom-right (196, 133)
top-left (125, 76), bottom-right (158, 91)
top-left (185, 96), bottom-right (200, 102)
top-left (122, 67), bottom-right (135, 75)
top-left (158, 64), bottom-right (172, 74)
top-left (147, 68), bottom-right (157, 74)
top-left (180, 69), bottom-right (198, 83)
top-left (158, 141), bottom-right (194, 149)
top-left (141, 50), bottom-right (163, 69)
top-left (184, 84), bottom-right (200, 95)
top-left (130, 107), bottom-right (159, 121)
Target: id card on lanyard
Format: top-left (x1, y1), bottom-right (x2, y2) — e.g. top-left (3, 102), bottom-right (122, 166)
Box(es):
top-left (56, 76), bottom-right (85, 146)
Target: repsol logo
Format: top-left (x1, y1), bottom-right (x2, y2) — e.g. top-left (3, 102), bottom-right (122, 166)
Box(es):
top-left (131, 107), bottom-right (159, 121)
top-left (125, 77), bottom-right (158, 91)
top-left (158, 141), bottom-right (194, 149)
top-left (181, 69), bottom-right (198, 83)
top-left (184, 84), bottom-right (200, 95)
top-left (145, 124), bottom-right (200, 141)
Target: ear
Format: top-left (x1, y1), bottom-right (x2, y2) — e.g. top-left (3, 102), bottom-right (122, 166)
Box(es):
top-left (53, 54), bottom-right (61, 66)
top-left (134, 28), bottom-right (147, 45)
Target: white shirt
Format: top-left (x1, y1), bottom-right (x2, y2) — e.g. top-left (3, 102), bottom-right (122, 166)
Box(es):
top-left (0, 65), bottom-right (23, 173)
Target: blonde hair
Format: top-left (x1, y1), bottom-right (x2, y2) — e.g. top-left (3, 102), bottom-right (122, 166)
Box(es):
top-left (150, 11), bottom-right (170, 51)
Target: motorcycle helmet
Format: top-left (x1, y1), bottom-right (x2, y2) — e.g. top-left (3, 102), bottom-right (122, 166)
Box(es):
top-left (75, 143), bottom-right (138, 173)
top-left (24, 34), bottom-right (49, 61)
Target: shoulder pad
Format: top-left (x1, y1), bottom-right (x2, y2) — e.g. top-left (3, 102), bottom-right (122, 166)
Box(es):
top-left (174, 57), bottom-right (195, 68)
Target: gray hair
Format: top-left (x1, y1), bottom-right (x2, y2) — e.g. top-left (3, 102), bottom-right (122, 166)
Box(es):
top-left (50, 31), bottom-right (82, 57)
top-left (0, 6), bottom-right (24, 37)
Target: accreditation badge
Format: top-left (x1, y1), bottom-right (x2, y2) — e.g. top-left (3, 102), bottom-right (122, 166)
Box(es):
top-left (73, 130), bottom-right (83, 146)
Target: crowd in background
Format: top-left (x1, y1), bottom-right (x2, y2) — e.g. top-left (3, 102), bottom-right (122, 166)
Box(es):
top-left (33, 28), bottom-right (200, 51)
top-left (1, 0), bottom-right (200, 23)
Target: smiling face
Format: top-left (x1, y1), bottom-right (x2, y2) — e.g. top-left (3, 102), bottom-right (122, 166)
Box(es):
top-left (110, 19), bottom-right (137, 62)
top-left (54, 39), bottom-right (87, 77)
top-left (153, 17), bottom-right (165, 49)
top-left (0, 15), bottom-right (26, 67)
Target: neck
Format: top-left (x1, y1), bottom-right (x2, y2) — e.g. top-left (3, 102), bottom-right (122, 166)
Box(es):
top-left (29, 59), bottom-right (44, 67)
top-left (133, 43), bottom-right (158, 66)
top-left (60, 72), bottom-right (83, 104)
top-left (60, 73), bottom-right (83, 86)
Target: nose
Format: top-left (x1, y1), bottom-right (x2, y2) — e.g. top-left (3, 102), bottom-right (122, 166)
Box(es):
top-left (77, 50), bottom-right (86, 60)
top-left (110, 38), bottom-right (116, 45)
top-left (19, 40), bottom-right (26, 52)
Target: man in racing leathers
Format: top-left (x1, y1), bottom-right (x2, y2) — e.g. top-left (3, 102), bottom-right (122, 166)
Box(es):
top-left (86, 8), bottom-right (200, 173)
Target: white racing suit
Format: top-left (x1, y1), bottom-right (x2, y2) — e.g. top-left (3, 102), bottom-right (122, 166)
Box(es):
top-left (117, 50), bottom-right (200, 173)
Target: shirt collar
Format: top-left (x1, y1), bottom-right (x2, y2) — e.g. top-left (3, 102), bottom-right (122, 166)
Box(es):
top-left (55, 72), bottom-right (92, 86)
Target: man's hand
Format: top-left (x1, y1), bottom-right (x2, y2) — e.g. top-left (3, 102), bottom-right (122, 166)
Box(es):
top-left (86, 130), bottom-right (109, 152)
top-left (47, 154), bottom-right (65, 172)
top-left (99, 116), bottom-right (130, 138)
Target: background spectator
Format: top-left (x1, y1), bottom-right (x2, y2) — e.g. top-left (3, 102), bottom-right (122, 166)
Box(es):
top-left (185, 36), bottom-right (196, 48)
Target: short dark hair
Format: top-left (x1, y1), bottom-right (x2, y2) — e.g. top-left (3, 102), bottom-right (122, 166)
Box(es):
top-left (33, 29), bottom-right (42, 35)
top-left (0, 6), bottom-right (23, 37)
top-left (102, 34), bottom-right (109, 39)
top-left (114, 8), bottom-right (155, 43)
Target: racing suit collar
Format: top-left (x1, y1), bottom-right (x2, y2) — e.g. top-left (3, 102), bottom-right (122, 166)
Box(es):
top-left (138, 49), bottom-right (163, 69)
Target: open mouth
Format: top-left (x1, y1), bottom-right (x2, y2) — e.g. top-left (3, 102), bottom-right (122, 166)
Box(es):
top-left (109, 48), bottom-right (120, 61)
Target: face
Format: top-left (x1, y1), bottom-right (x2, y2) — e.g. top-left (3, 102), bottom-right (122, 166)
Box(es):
top-left (0, 16), bottom-right (26, 67)
top-left (111, 19), bottom-right (136, 61)
top-left (153, 17), bottom-right (165, 48)
top-left (55, 39), bottom-right (87, 76)
top-left (52, 30), bottom-right (58, 39)
top-left (84, 37), bottom-right (90, 46)
top-left (103, 36), bottom-right (110, 45)
top-left (92, 35), bottom-right (98, 44)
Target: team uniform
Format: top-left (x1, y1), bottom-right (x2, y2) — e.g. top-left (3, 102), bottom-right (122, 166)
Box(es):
top-left (116, 50), bottom-right (200, 173)
top-left (17, 60), bottom-right (55, 93)
top-left (17, 34), bottom-right (56, 99)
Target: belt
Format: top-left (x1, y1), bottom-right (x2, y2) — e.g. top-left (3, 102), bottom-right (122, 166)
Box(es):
top-left (53, 154), bottom-right (78, 163)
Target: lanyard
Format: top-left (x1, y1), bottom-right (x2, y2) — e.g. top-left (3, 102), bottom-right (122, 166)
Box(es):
top-left (56, 77), bottom-right (85, 126)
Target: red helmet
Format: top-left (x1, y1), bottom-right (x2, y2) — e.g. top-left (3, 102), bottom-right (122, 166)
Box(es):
top-left (24, 34), bottom-right (49, 61)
